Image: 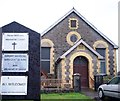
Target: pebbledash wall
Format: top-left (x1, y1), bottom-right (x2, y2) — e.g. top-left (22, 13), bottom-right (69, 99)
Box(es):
top-left (41, 9), bottom-right (118, 89)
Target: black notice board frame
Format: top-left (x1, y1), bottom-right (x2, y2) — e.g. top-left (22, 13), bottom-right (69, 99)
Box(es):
top-left (0, 22), bottom-right (41, 100)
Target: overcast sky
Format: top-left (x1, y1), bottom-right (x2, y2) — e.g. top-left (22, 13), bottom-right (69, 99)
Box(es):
top-left (0, 0), bottom-right (119, 45)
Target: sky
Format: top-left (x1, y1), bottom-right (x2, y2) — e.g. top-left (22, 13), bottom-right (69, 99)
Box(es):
top-left (0, 0), bottom-right (119, 45)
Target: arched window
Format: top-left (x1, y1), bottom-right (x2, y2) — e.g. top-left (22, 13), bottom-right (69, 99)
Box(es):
top-left (41, 39), bottom-right (54, 74)
top-left (93, 40), bottom-right (109, 74)
top-left (96, 48), bottom-right (106, 73)
top-left (41, 47), bottom-right (51, 73)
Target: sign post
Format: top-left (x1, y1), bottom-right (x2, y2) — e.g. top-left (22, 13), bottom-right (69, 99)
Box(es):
top-left (0, 22), bottom-right (40, 100)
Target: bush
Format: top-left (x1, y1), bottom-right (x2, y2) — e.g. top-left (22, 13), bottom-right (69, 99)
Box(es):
top-left (103, 75), bottom-right (112, 83)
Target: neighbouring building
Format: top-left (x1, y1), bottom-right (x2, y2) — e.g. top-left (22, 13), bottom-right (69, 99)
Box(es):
top-left (41, 8), bottom-right (118, 89)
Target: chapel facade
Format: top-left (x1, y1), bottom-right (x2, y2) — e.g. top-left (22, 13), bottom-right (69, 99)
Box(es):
top-left (41, 8), bottom-right (118, 89)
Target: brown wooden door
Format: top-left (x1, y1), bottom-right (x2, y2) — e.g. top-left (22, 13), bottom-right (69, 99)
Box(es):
top-left (73, 56), bottom-right (89, 88)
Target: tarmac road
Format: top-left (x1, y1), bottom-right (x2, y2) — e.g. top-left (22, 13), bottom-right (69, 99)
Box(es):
top-left (81, 88), bottom-right (120, 101)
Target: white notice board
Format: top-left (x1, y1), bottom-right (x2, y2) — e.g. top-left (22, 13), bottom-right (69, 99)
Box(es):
top-left (1, 53), bottom-right (28, 72)
top-left (2, 33), bottom-right (29, 51)
top-left (0, 76), bottom-right (28, 95)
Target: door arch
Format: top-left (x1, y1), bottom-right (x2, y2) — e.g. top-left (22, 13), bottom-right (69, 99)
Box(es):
top-left (73, 56), bottom-right (89, 88)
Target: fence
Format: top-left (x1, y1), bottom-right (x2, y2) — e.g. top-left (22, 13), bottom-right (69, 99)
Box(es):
top-left (41, 79), bottom-right (62, 91)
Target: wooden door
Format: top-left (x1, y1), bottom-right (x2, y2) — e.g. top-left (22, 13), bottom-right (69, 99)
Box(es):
top-left (73, 56), bottom-right (89, 88)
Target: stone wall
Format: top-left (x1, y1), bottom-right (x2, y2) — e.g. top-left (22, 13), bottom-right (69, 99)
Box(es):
top-left (42, 12), bottom-right (116, 78)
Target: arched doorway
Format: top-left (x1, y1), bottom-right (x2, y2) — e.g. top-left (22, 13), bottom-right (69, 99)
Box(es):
top-left (73, 56), bottom-right (89, 88)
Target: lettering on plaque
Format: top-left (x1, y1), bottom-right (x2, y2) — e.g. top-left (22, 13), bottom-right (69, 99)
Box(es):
top-left (2, 33), bottom-right (28, 51)
top-left (1, 54), bottom-right (28, 72)
top-left (0, 76), bottom-right (28, 95)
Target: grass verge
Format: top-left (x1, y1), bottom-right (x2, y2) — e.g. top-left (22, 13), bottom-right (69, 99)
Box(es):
top-left (41, 92), bottom-right (94, 101)
top-left (2, 92), bottom-right (95, 101)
